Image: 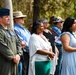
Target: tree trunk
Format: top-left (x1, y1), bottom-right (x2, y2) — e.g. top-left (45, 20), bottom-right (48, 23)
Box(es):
top-left (33, 0), bottom-right (40, 22)
top-left (4, 0), bottom-right (14, 30)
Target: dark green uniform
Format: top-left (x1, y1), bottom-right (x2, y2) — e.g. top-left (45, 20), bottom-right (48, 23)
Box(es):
top-left (0, 25), bottom-right (23, 75)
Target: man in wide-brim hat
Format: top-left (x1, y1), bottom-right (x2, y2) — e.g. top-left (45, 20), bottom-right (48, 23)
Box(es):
top-left (13, 11), bottom-right (31, 75)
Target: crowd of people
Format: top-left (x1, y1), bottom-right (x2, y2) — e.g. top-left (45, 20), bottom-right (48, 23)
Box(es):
top-left (0, 7), bottom-right (76, 75)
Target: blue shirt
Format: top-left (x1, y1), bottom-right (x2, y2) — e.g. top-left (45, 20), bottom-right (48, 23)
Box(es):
top-left (14, 24), bottom-right (31, 52)
top-left (52, 25), bottom-right (62, 45)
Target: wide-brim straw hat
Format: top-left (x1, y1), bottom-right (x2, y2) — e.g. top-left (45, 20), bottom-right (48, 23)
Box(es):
top-left (13, 11), bottom-right (27, 18)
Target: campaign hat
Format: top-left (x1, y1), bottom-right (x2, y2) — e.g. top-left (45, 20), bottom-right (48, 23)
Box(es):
top-left (13, 11), bottom-right (27, 18)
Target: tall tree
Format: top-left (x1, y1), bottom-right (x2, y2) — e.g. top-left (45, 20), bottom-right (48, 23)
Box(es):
top-left (33, 0), bottom-right (40, 22)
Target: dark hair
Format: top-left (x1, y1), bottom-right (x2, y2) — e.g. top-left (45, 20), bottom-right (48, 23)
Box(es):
top-left (49, 16), bottom-right (57, 26)
top-left (62, 17), bottom-right (76, 33)
top-left (31, 20), bottom-right (42, 34)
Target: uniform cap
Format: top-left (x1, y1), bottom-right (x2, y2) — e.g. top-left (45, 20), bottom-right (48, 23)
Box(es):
top-left (0, 8), bottom-right (10, 16)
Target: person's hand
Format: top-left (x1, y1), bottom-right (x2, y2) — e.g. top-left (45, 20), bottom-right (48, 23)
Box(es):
top-left (21, 41), bottom-right (26, 48)
top-left (48, 52), bottom-right (55, 59)
top-left (13, 54), bottom-right (20, 64)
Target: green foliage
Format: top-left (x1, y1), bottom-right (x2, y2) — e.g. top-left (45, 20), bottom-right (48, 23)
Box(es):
top-left (0, 0), bottom-right (4, 8)
top-left (40, 0), bottom-right (76, 20)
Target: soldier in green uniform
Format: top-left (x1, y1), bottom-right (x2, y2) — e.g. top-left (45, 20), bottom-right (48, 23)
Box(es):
top-left (0, 8), bottom-right (23, 75)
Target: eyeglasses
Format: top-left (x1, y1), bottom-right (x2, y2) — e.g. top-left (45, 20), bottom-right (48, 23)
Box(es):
top-left (43, 22), bottom-right (48, 24)
top-left (18, 17), bottom-right (25, 19)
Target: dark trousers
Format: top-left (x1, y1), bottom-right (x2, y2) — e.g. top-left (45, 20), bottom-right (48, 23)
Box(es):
top-left (55, 45), bottom-right (62, 75)
top-left (22, 52), bottom-right (29, 75)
